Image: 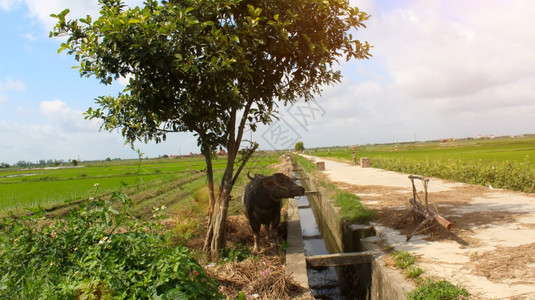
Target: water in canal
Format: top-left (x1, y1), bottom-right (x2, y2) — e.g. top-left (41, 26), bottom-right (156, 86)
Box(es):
top-left (295, 178), bottom-right (369, 300)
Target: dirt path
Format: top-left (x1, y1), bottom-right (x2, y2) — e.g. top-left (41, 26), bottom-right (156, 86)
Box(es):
top-left (302, 155), bottom-right (535, 299)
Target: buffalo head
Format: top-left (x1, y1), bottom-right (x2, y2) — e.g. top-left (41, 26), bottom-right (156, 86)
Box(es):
top-left (242, 172), bottom-right (305, 252)
top-left (247, 172), bottom-right (305, 199)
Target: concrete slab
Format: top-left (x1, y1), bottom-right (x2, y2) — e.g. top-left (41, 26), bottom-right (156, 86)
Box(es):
top-left (285, 197), bottom-right (312, 298)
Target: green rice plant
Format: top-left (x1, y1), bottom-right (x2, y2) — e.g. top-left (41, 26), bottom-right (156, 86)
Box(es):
top-left (0, 158), bottom-right (209, 213)
top-left (372, 157), bottom-right (535, 193)
top-left (407, 279), bottom-right (469, 300)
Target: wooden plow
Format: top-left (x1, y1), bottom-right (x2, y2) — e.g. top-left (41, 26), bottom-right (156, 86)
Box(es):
top-left (396, 175), bottom-right (453, 241)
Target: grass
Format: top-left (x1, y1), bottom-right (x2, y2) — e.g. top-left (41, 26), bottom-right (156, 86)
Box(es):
top-left (390, 250), bottom-right (422, 278)
top-left (391, 250), bottom-right (416, 269)
top-left (407, 279), bottom-right (469, 300)
top-left (293, 154), bottom-right (374, 224)
top-left (388, 250), bottom-right (468, 298)
top-left (293, 154), bottom-right (317, 173)
top-left (334, 190), bottom-right (374, 223)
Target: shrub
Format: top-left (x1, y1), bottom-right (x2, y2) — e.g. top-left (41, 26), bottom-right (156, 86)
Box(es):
top-left (295, 141), bottom-right (305, 152)
top-left (0, 188), bottom-right (222, 299)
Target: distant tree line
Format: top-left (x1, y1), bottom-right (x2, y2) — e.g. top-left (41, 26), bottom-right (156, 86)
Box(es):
top-left (0, 159), bottom-right (78, 169)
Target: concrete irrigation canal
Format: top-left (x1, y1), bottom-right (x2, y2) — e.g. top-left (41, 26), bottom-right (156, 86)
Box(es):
top-left (288, 155), bottom-right (535, 299)
top-left (285, 161), bottom-right (414, 299)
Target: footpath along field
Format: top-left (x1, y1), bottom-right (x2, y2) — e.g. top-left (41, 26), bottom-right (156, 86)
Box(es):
top-left (311, 135), bottom-right (535, 193)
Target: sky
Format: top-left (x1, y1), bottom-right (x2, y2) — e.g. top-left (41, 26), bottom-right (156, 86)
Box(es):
top-left (1, 0), bottom-right (534, 164)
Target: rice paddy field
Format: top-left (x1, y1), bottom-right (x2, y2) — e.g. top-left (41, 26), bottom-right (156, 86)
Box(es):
top-left (3, 135), bottom-right (534, 215)
top-left (0, 152), bottom-right (280, 216)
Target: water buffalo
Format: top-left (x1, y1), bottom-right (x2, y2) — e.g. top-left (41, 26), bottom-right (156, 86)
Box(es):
top-left (242, 172), bottom-right (305, 252)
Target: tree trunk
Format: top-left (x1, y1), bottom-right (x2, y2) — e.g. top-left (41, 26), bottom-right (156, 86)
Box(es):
top-left (203, 187), bottom-right (231, 259)
top-left (204, 153), bottom-right (216, 217)
top-left (204, 106), bottom-right (253, 259)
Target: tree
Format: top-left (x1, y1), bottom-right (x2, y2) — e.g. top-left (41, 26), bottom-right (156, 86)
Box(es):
top-left (295, 141), bottom-right (305, 152)
top-left (51, 0), bottom-right (371, 258)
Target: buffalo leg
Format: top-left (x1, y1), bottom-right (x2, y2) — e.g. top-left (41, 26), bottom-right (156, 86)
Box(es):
top-left (270, 203), bottom-right (282, 241)
top-left (265, 223), bottom-right (271, 240)
top-left (251, 221), bottom-right (261, 252)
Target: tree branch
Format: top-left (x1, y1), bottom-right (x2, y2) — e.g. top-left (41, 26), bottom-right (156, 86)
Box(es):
top-left (235, 97), bottom-right (254, 148)
top-left (231, 143), bottom-right (258, 186)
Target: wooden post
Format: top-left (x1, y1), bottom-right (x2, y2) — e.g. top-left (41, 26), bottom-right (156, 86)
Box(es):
top-left (360, 157), bottom-right (370, 168)
top-left (316, 161), bottom-right (325, 171)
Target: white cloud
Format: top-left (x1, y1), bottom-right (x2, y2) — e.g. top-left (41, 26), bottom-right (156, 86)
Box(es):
top-left (360, 0), bottom-right (535, 101)
top-left (0, 78), bottom-right (26, 92)
top-left (40, 98), bottom-right (68, 114)
top-left (0, 78), bottom-right (26, 104)
top-left (23, 32), bottom-right (36, 40)
top-left (116, 74), bottom-right (133, 86)
top-left (0, 0), bottom-right (22, 11)
top-left (40, 99), bottom-right (98, 132)
top-left (3, 0), bottom-right (534, 162)
top-left (313, 0), bottom-right (535, 146)
top-left (17, 105), bottom-right (31, 114)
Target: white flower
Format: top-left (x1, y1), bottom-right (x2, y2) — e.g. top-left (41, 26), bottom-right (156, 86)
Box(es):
top-left (98, 236), bottom-right (109, 244)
